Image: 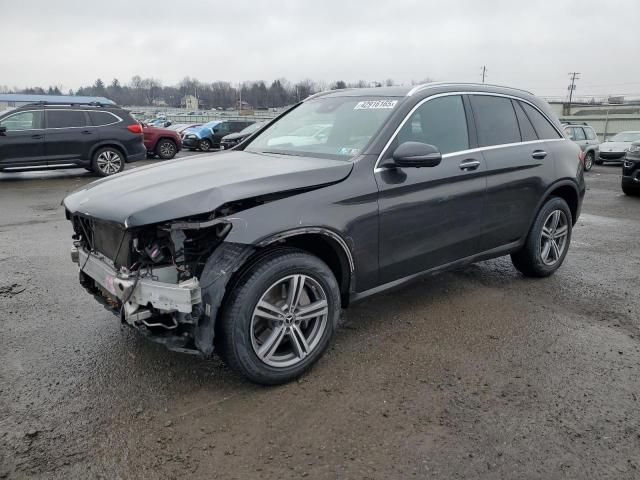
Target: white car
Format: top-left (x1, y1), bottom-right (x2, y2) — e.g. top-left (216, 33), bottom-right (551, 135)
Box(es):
top-left (597, 131), bottom-right (640, 164)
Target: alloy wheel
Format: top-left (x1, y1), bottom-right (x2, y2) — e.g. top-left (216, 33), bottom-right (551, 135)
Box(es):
top-left (159, 141), bottom-right (175, 158)
top-left (96, 150), bottom-right (122, 175)
top-left (250, 274), bottom-right (329, 368)
top-left (540, 210), bottom-right (569, 266)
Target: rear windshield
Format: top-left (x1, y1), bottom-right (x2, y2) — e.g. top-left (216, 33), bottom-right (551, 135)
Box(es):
top-left (245, 96), bottom-right (399, 160)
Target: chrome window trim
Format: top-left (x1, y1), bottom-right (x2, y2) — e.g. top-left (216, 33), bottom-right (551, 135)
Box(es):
top-left (374, 91), bottom-right (566, 171)
top-left (0, 109), bottom-right (45, 131)
top-left (44, 109), bottom-right (122, 129)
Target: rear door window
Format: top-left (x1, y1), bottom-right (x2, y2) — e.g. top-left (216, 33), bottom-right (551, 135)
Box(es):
top-left (396, 95), bottom-right (469, 155)
top-left (47, 110), bottom-right (87, 128)
top-left (585, 127), bottom-right (597, 140)
top-left (513, 100), bottom-right (538, 142)
top-left (519, 102), bottom-right (561, 140)
top-left (573, 127), bottom-right (586, 141)
top-left (470, 95), bottom-right (521, 147)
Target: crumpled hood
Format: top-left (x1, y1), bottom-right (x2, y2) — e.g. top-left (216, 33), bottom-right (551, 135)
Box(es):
top-left (63, 151), bottom-right (353, 228)
top-left (600, 141), bottom-right (631, 153)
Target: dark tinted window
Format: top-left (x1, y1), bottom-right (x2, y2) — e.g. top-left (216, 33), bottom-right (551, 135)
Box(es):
top-left (0, 110), bottom-right (43, 130)
top-left (47, 110), bottom-right (87, 128)
top-left (585, 127), bottom-right (597, 140)
top-left (519, 102), bottom-right (561, 139)
top-left (396, 95), bottom-right (469, 155)
top-left (89, 111), bottom-right (119, 126)
top-left (470, 95), bottom-right (520, 146)
top-left (513, 100), bottom-right (538, 141)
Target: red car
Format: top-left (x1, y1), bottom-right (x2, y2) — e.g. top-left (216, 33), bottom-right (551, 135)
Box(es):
top-left (142, 124), bottom-right (182, 160)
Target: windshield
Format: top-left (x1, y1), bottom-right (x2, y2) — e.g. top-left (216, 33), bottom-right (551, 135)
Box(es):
top-left (245, 96), bottom-right (399, 159)
top-left (609, 132), bottom-right (640, 142)
top-left (240, 121), bottom-right (265, 135)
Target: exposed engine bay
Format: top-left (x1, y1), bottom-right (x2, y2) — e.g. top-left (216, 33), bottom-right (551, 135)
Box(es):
top-left (68, 210), bottom-right (253, 355)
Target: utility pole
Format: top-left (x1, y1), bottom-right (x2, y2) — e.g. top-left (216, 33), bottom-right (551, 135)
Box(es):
top-left (481, 66), bottom-right (487, 83)
top-left (567, 72), bottom-right (580, 115)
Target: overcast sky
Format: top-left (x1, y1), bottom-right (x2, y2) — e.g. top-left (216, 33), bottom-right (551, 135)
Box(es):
top-left (2, 0), bottom-right (639, 98)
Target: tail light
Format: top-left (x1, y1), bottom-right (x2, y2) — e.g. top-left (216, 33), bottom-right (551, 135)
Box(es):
top-left (578, 150), bottom-right (585, 165)
top-left (127, 123), bottom-right (143, 134)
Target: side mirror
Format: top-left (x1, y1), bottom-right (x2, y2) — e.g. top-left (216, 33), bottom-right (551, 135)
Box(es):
top-left (0, 126), bottom-right (6, 135)
top-left (392, 142), bottom-right (442, 168)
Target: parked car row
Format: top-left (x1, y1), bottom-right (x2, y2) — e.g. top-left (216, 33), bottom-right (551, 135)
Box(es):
top-left (181, 120), bottom-right (255, 151)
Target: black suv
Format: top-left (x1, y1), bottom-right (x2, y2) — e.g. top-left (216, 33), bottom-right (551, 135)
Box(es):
top-left (0, 102), bottom-right (146, 176)
top-left (63, 83), bottom-right (585, 384)
top-left (622, 141), bottom-right (640, 195)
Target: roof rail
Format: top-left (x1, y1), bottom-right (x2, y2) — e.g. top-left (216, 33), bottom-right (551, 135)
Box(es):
top-left (406, 81), bottom-right (534, 97)
top-left (19, 100), bottom-right (118, 108)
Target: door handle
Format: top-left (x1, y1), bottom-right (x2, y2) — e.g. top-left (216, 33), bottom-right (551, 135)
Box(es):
top-left (532, 150), bottom-right (547, 159)
top-left (31, 134), bottom-right (43, 139)
top-left (81, 130), bottom-right (93, 135)
top-left (459, 159), bottom-right (480, 171)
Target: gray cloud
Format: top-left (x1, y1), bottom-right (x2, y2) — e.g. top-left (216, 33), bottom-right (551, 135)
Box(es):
top-left (2, 0), bottom-right (639, 98)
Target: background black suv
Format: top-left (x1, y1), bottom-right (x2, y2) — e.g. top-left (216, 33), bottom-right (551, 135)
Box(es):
top-left (0, 102), bottom-right (146, 176)
top-left (622, 141), bottom-right (640, 195)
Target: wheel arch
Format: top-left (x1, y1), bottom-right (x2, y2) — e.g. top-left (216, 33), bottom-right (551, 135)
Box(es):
top-left (89, 141), bottom-right (127, 161)
top-left (532, 180), bottom-right (580, 228)
top-left (252, 228), bottom-right (355, 306)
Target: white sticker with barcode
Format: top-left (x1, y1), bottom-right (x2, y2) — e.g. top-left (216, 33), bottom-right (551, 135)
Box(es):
top-left (354, 100), bottom-right (398, 110)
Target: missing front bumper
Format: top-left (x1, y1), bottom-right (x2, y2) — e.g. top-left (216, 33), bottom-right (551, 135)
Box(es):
top-left (74, 247), bottom-right (201, 320)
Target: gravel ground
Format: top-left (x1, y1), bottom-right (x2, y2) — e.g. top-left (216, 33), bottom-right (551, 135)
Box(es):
top-left (0, 158), bottom-right (639, 479)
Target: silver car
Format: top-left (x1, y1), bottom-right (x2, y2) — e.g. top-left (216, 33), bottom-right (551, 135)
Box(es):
top-left (562, 123), bottom-right (599, 171)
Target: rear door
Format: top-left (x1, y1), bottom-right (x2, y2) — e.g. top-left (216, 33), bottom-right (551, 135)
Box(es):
top-left (375, 94), bottom-right (488, 283)
top-left (0, 110), bottom-right (45, 167)
top-left (44, 109), bottom-right (94, 163)
top-left (470, 95), bottom-right (559, 250)
top-left (211, 121), bottom-right (230, 146)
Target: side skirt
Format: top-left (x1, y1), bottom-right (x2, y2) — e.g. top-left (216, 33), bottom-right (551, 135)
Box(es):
top-left (349, 240), bottom-right (523, 304)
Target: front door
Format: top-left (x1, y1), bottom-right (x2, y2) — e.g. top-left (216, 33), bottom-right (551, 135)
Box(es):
top-left (375, 94), bottom-right (488, 284)
top-left (0, 110), bottom-right (46, 167)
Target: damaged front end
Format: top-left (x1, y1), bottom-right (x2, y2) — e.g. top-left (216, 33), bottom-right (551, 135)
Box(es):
top-left (68, 211), bottom-right (253, 356)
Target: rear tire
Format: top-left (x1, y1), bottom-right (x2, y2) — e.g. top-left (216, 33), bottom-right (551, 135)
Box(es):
top-left (91, 147), bottom-right (125, 177)
top-left (217, 249), bottom-right (340, 385)
top-left (511, 197), bottom-right (572, 277)
top-left (622, 185), bottom-right (640, 196)
top-left (584, 151), bottom-right (594, 171)
top-left (155, 139), bottom-right (177, 160)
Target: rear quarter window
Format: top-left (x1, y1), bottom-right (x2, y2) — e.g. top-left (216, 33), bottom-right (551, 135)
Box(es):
top-left (519, 102), bottom-right (561, 140)
top-left (585, 127), bottom-right (597, 141)
top-left (89, 111), bottom-right (120, 126)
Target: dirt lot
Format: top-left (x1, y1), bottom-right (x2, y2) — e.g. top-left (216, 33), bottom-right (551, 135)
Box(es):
top-left (1, 158), bottom-right (639, 479)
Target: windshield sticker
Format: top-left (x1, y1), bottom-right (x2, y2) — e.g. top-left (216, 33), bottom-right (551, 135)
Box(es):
top-left (354, 100), bottom-right (397, 110)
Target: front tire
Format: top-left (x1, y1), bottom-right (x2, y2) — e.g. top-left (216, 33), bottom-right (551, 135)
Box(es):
top-left (198, 139), bottom-right (211, 152)
top-left (155, 139), bottom-right (177, 159)
top-left (217, 249), bottom-right (341, 385)
top-left (584, 151), bottom-right (594, 171)
top-left (511, 197), bottom-right (572, 277)
top-left (91, 147), bottom-right (125, 177)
